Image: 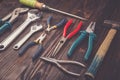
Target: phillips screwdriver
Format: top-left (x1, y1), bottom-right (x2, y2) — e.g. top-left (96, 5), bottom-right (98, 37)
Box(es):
top-left (19, 0), bottom-right (87, 21)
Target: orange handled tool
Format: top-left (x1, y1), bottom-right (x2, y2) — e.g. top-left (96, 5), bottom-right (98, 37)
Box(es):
top-left (19, 0), bottom-right (87, 20)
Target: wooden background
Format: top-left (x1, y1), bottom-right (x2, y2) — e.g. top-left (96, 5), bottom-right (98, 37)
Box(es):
top-left (0, 0), bottom-right (120, 80)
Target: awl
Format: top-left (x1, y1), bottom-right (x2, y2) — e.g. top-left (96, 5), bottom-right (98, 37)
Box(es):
top-left (19, 0), bottom-right (87, 21)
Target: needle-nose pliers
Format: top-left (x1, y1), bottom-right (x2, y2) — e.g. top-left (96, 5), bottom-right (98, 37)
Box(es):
top-left (51, 19), bottom-right (83, 57)
top-left (40, 57), bottom-right (86, 77)
top-left (67, 22), bottom-right (96, 61)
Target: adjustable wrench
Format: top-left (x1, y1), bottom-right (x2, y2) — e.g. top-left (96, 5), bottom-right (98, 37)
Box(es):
top-left (0, 9), bottom-right (42, 51)
top-left (13, 24), bottom-right (43, 50)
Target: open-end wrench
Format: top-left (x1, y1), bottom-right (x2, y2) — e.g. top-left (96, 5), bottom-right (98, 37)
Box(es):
top-left (0, 9), bottom-right (42, 51)
top-left (13, 24), bottom-right (43, 50)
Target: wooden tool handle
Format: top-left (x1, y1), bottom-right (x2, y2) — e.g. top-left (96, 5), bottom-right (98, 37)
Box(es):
top-left (97, 28), bottom-right (117, 57)
top-left (35, 1), bottom-right (44, 9)
top-left (85, 28), bottom-right (117, 79)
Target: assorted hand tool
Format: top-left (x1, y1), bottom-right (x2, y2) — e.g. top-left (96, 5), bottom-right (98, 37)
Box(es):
top-left (1, 1), bottom-right (119, 79)
top-left (85, 20), bottom-right (120, 80)
top-left (40, 57), bottom-right (86, 77)
top-left (19, 0), bottom-right (87, 20)
top-left (45, 16), bottom-right (67, 33)
top-left (19, 33), bottom-right (46, 61)
top-left (0, 9), bottom-right (42, 51)
top-left (13, 24), bottom-right (43, 50)
top-left (0, 8), bottom-right (29, 34)
top-left (18, 16), bottom-right (67, 61)
top-left (67, 22), bottom-right (96, 61)
top-left (51, 19), bottom-right (83, 57)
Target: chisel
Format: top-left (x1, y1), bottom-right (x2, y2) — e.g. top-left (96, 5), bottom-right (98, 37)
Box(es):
top-left (19, 0), bottom-right (87, 20)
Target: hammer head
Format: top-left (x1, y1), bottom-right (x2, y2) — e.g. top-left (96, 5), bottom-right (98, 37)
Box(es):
top-left (104, 20), bottom-right (120, 29)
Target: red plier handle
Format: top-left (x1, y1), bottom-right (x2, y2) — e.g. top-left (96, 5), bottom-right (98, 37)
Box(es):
top-left (63, 19), bottom-right (73, 37)
top-left (63, 20), bottom-right (83, 39)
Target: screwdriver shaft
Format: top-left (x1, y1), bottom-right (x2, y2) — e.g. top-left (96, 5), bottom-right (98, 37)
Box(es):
top-left (47, 6), bottom-right (87, 20)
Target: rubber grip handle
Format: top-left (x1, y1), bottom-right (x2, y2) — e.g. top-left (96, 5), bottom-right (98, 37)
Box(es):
top-left (32, 44), bottom-right (44, 61)
top-left (84, 33), bottom-right (96, 61)
top-left (0, 19), bottom-right (3, 26)
top-left (56, 18), bottom-right (67, 28)
top-left (67, 31), bottom-right (87, 57)
top-left (85, 29), bottom-right (117, 80)
top-left (67, 21), bottom-right (83, 39)
top-left (18, 42), bottom-right (37, 56)
top-left (0, 22), bottom-right (12, 34)
top-left (63, 19), bottom-right (73, 37)
top-left (47, 16), bottom-right (52, 25)
top-left (19, 0), bottom-right (44, 9)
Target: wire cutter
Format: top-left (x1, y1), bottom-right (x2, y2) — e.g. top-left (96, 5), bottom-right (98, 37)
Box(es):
top-left (67, 22), bottom-right (96, 61)
top-left (0, 8), bottom-right (29, 34)
top-left (19, 33), bottom-right (46, 61)
top-left (51, 19), bottom-right (83, 57)
top-left (40, 57), bottom-right (86, 77)
top-left (45, 16), bottom-right (67, 33)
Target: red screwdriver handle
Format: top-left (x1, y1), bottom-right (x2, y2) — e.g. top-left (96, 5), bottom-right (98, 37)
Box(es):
top-left (63, 19), bottom-right (73, 37)
top-left (67, 21), bottom-right (83, 39)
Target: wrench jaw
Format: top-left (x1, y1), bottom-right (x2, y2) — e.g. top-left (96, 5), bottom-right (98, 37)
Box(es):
top-left (27, 9), bottom-right (43, 22)
top-left (31, 24), bottom-right (43, 32)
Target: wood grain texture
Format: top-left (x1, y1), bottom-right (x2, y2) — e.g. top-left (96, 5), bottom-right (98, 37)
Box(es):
top-left (0, 0), bottom-right (120, 80)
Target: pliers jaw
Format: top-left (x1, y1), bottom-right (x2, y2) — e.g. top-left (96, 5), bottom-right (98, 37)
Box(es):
top-left (34, 33), bottom-right (46, 44)
top-left (86, 22), bottom-right (96, 33)
top-left (2, 8), bottom-right (29, 23)
top-left (8, 8), bottom-right (29, 23)
top-left (40, 57), bottom-right (55, 63)
top-left (46, 25), bottom-right (57, 32)
top-left (15, 8), bottom-right (29, 13)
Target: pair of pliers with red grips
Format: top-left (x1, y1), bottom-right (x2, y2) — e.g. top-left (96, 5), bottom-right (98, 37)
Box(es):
top-left (51, 19), bottom-right (83, 57)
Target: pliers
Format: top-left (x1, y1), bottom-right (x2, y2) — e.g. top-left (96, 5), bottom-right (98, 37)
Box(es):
top-left (18, 33), bottom-right (46, 61)
top-left (40, 57), bottom-right (86, 77)
top-left (67, 22), bottom-right (96, 61)
top-left (0, 8), bottom-right (29, 34)
top-left (45, 16), bottom-right (67, 33)
top-left (51, 19), bottom-right (83, 57)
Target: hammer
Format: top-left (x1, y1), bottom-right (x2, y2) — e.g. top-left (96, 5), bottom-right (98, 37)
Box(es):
top-left (85, 20), bottom-right (120, 80)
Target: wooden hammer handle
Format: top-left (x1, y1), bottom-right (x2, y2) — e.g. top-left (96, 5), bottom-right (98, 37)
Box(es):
top-left (85, 28), bottom-right (117, 79)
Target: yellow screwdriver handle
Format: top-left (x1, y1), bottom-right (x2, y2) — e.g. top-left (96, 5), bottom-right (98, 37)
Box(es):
top-left (19, 0), bottom-right (44, 9)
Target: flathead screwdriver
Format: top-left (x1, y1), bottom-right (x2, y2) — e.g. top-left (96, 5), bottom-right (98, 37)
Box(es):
top-left (19, 0), bottom-right (87, 21)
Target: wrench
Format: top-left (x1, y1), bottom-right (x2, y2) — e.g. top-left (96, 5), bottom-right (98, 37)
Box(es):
top-left (0, 9), bottom-right (42, 51)
top-left (13, 24), bottom-right (43, 50)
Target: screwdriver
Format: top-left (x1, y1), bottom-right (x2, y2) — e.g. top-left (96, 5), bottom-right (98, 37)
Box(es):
top-left (19, 0), bottom-right (87, 21)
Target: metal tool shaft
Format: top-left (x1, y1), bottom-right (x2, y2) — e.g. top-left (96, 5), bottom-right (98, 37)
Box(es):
top-left (47, 6), bottom-right (87, 20)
